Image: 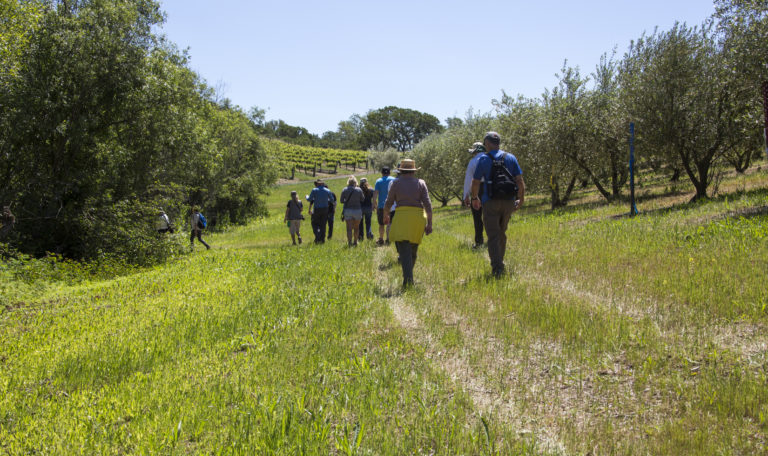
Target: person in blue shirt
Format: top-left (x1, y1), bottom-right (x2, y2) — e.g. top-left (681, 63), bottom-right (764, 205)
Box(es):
top-left (307, 179), bottom-right (335, 244)
top-left (373, 167), bottom-right (396, 245)
top-left (470, 132), bottom-right (526, 278)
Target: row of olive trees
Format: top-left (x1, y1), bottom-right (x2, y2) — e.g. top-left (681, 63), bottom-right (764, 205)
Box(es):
top-left (413, 1), bottom-right (767, 208)
top-left (0, 0), bottom-right (277, 262)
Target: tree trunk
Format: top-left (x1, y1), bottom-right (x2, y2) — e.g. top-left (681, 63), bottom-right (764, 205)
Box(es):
top-left (670, 168), bottom-right (681, 182)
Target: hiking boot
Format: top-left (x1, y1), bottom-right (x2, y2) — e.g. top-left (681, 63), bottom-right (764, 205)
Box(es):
top-left (376, 239), bottom-right (384, 246)
top-left (298, 236), bottom-right (302, 244)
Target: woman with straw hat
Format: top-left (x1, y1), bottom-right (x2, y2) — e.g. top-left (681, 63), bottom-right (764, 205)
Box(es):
top-left (382, 159), bottom-right (433, 288)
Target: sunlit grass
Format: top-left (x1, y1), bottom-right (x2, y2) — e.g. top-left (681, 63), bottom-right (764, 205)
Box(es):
top-left (1, 165), bottom-right (766, 454)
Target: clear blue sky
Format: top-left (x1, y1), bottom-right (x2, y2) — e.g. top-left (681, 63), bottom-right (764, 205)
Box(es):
top-left (158, 0), bottom-right (715, 135)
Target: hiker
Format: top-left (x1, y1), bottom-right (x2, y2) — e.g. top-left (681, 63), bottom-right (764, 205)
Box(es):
top-left (284, 190), bottom-right (304, 245)
top-left (307, 179), bottom-right (334, 243)
top-left (463, 141), bottom-right (486, 248)
top-left (358, 177), bottom-right (374, 241)
top-left (324, 183), bottom-right (337, 240)
top-left (190, 207), bottom-right (211, 250)
top-left (373, 166), bottom-right (396, 245)
top-left (340, 175), bottom-right (364, 246)
top-left (383, 159), bottom-right (433, 288)
top-left (470, 131), bottom-right (525, 278)
top-left (157, 209), bottom-right (173, 234)
top-left (0, 205), bottom-right (15, 240)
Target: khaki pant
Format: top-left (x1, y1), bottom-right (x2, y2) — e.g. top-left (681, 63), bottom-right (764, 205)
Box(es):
top-left (482, 199), bottom-right (515, 273)
top-left (289, 220), bottom-right (301, 235)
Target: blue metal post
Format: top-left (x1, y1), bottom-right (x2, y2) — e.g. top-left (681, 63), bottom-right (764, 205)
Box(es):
top-left (629, 123), bottom-right (638, 216)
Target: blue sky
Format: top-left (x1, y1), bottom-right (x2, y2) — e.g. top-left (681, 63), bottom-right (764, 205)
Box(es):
top-left (158, 0), bottom-right (715, 135)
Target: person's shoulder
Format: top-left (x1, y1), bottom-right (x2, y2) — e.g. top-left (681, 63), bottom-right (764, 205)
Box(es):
top-left (503, 151), bottom-right (519, 162)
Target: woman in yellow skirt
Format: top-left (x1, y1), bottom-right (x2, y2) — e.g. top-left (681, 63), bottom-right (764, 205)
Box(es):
top-left (383, 159), bottom-right (433, 288)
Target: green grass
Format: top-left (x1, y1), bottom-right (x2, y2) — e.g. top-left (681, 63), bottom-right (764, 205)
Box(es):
top-left (1, 166), bottom-right (767, 454)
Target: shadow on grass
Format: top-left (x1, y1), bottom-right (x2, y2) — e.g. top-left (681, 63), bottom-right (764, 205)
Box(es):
top-left (623, 186), bottom-right (768, 221)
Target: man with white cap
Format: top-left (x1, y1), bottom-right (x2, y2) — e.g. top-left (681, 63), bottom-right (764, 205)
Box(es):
top-left (463, 141), bottom-right (486, 248)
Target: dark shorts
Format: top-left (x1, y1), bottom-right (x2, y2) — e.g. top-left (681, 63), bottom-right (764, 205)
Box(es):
top-left (376, 208), bottom-right (395, 225)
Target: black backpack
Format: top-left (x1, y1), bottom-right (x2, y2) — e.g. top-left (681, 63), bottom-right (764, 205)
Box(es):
top-left (487, 152), bottom-right (519, 200)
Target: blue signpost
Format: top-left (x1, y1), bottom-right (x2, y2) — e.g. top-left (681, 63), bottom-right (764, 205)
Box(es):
top-left (629, 123), bottom-right (638, 216)
top-left (763, 81), bottom-right (768, 161)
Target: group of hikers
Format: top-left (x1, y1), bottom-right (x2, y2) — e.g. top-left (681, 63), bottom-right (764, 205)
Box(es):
top-left (284, 131), bottom-right (525, 287)
top-left (156, 206), bottom-right (211, 251)
top-left (159, 131), bottom-right (524, 287)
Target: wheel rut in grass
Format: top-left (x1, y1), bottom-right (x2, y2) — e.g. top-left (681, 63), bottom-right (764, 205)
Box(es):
top-left (373, 247), bottom-right (567, 454)
top-left (446, 227), bottom-right (767, 362)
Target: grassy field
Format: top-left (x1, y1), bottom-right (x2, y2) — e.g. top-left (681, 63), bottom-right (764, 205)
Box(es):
top-left (1, 166), bottom-right (767, 454)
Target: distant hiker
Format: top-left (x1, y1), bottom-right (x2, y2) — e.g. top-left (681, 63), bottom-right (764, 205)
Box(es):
top-left (383, 159), bottom-right (433, 288)
top-left (470, 131), bottom-right (525, 278)
top-left (373, 166), bottom-right (396, 245)
top-left (307, 180), bottom-right (334, 243)
top-left (324, 183), bottom-right (337, 240)
top-left (0, 205), bottom-right (15, 240)
top-left (463, 141), bottom-right (486, 248)
top-left (284, 191), bottom-right (304, 245)
top-left (190, 207), bottom-right (211, 250)
top-left (358, 177), bottom-right (374, 241)
top-left (340, 175), bottom-right (364, 246)
top-left (157, 209), bottom-right (173, 234)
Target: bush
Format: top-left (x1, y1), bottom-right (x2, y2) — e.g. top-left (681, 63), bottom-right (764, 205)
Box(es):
top-left (367, 146), bottom-right (401, 171)
top-left (78, 197), bottom-right (188, 266)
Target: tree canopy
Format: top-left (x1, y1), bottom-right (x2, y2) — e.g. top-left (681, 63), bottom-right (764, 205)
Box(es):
top-left (0, 0), bottom-right (276, 262)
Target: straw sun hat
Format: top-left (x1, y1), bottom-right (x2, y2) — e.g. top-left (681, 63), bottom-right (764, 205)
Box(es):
top-left (396, 159), bottom-right (421, 172)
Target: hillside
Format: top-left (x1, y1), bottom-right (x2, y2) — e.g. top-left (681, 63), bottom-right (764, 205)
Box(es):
top-left (1, 168), bottom-right (767, 454)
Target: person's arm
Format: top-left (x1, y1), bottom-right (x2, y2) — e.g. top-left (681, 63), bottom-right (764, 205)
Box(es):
top-left (420, 180), bottom-right (433, 235)
top-left (382, 183), bottom-right (397, 224)
top-left (284, 205), bottom-right (290, 222)
top-left (372, 190), bottom-right (378, 208)
top-left (514, 175), bottom-right (525, 210)
top-left (470, 179), bottom-right (482, 210)
top-left (463, 158), bottom-right (476, 206)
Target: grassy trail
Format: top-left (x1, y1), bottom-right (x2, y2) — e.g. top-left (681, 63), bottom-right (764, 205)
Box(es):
top-left (2, 170), bottom-right (768, 454)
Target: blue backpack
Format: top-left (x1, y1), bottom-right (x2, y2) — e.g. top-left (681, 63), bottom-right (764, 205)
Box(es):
top-left (197, 213), bottom-right (207, 229)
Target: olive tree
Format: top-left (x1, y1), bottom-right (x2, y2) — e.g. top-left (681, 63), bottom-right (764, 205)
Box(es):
top-left (621, 23), bottom-right (746, 200)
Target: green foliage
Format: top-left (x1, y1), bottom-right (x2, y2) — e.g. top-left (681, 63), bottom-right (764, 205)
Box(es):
top-left (261, 137), bottom-right (367, 178)
top-left (620, 23), bottom-right (747, 200)
top-left (360, 106), bottom-right (444, 152)
top-left (0, 0), bottom-right (43, 80)
top-left (367, 145), bottom-right (401, 173)
top-left (0, 0), bottom-right (277, 262)
top-left (412, 111), bottom-right (494, 206)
